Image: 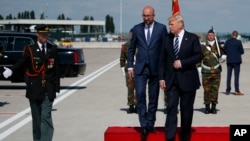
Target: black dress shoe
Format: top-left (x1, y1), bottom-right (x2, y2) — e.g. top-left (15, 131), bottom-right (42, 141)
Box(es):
top-left (127, 106), bottom-right (135, 114)
top-left (140, 127), bottom-right (148, 141)
top-left (148, 126), bottom-right (156, 133)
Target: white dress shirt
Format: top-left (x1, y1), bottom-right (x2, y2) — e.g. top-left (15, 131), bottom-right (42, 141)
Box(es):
top-left (174, 29), bottom-right (185, 52)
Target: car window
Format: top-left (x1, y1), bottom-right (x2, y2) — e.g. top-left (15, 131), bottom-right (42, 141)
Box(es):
top-left (14, 37), bottom-right (34, 51)
top-left (0, 37), bottom-right (8, 51)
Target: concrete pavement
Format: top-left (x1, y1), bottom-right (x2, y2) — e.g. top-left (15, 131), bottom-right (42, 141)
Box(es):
top-left (0, 48), bottom-right (249, 141)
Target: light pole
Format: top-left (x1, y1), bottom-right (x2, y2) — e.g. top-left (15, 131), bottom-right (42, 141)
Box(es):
top-left (45, 3), bottom-right (48, 19)
top-left (120, 0), bottom-right (123, 35)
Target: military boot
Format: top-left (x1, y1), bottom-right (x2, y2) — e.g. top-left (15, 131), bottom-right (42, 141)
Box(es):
top-left (205, 104), bottom-right (210, 114)
top-left (210, 104), bottom-right (217, 114)
top-left (127, 105), bottom-right (135, 114)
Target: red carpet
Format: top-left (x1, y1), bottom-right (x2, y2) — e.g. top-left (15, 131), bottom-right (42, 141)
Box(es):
top-left (104, 126), bottom-right (229, 141)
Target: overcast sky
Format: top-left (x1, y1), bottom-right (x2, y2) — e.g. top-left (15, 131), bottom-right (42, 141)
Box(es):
top-left (1, 0), bottom-right (250, 34)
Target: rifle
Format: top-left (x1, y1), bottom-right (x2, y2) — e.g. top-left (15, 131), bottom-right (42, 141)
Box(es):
top-left (211, 26), bottom-right (221, 56)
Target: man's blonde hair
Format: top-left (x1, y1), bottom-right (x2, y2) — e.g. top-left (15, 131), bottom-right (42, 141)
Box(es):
top-left (168, 14), bottom-right (185, 28)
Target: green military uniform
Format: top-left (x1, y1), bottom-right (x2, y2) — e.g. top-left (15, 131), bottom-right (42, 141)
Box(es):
top-left (120, 41), bottom-right (136, 108)
top-left (201, 42), bottom-right (222, 104)
top-left (200, 29), bottom-right (225, 114)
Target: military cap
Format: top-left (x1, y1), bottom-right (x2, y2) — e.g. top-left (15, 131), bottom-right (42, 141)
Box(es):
top-left (208, 29), bottom-right (214, 33)
top-left (35, 24), bottom-right (50, 34)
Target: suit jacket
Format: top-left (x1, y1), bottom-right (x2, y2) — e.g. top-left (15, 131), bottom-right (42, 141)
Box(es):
top-left (224, 38), bottom-right (244, 64)
top-left (159, 31), bottom-right (203, 91)
top-left (127, 21), bottom-right (167, 76)
top-left (12, 42), bottom-right (60, 101)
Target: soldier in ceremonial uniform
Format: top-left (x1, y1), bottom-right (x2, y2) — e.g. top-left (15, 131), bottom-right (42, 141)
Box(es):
top-left (3, 24), bottom-right (60, 141)
top-left (120, 28), bottom-right (137, 114)
top-left (199, 29), bottom-right (225, 114)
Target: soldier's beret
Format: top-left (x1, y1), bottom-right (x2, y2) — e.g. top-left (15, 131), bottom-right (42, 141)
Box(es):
top-left (35, 24), bottom-right (50, 34)
top-left (208, 29), bottom-right (214, 34)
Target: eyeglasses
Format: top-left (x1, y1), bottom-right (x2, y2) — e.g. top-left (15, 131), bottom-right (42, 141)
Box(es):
top-left (142, 14), bottom-right (154, 18)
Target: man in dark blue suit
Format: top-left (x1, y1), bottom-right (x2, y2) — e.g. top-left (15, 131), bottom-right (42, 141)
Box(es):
top-left (127, 5), bottom-right (168, 141)
top-left (224, 30), bottom-right (245, 95)
top-left (159, 15), bottom-right (202, 141)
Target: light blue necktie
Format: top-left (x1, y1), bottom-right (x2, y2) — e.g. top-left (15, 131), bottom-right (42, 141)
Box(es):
top-left (174, 35), bottom-right (179, 58)
top-left (146, 25), bottom-right (151, 45)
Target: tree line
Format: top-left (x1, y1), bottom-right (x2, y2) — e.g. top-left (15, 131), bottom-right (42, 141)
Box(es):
top-left (0, 10), bottom-right (115, 34)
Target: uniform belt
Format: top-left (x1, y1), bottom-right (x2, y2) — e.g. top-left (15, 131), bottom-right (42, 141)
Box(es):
top-left (202, 64), bottom-right (220, 70)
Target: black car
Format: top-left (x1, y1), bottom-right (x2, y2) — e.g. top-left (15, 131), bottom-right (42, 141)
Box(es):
top-left (0, 32), bottom-right (86, 82)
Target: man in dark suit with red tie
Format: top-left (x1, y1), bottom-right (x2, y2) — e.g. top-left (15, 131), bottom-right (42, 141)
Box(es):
top-left (127, 5), bottom-right (168, 141)
top-left (159, 15), bottom-right (202, 141)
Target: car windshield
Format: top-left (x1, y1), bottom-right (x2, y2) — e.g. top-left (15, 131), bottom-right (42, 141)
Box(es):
top-left (47, 38), bottom-right (57, 46)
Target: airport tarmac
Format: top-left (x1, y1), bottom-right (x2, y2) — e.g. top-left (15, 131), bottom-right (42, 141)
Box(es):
top-left (0, 48), bottom-right (249, 141)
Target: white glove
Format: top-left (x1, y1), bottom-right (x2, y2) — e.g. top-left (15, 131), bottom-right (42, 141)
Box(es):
top-left (197, 67), bottom-right (202, 77)
top-left (3, 67), bottom-right (13, 78)
top-left (121, 67), bottom-right (125, 76)
top-left (219, 55), bottom-right (227, 63)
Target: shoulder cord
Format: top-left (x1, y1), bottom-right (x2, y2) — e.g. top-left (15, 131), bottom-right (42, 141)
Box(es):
top-left (24, 46), bottom-right (45, 81)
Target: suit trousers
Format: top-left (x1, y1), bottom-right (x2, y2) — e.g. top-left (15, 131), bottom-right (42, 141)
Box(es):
top-left (165, 78), bottom-right (196, 141)
top-left (226, 63), bottom-right (241, 92)
top-left (29, 95), bottom-right (54, 141)
top-left (135, 65), bottom-right (160, 128)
